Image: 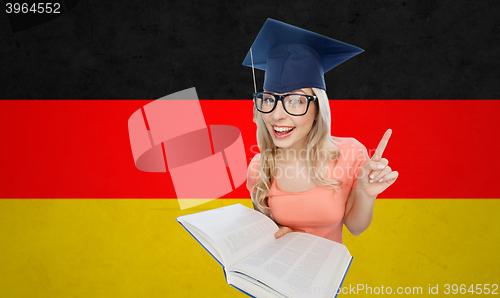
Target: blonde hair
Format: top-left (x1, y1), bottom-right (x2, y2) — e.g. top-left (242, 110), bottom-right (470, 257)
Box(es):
top-left (250, 87), bottom-right (342, 216)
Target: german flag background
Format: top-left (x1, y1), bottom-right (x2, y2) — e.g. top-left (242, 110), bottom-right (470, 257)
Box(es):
top-left (1, 1), bottom-right (500, 297)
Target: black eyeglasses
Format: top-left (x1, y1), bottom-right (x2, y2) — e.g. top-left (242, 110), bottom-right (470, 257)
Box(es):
top-left (253, 92), bottom-right (317, 116)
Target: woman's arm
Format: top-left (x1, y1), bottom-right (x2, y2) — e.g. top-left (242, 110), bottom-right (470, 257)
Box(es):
top-left (344, 129), bottom-right (399, 236)
top-left (343, 187), bottom-right (376, 236)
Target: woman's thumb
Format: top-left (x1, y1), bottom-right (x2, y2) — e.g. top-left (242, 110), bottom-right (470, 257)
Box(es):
top-left (275, 226), bottom-right (291, 238)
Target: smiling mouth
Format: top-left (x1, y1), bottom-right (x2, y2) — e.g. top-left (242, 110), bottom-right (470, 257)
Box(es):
top-left (272, 125), bottom-right (295, 137)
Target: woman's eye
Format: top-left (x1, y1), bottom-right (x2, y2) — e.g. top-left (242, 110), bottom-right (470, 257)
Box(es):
top-left (288, 96), bottom-right (305, 105)
top-left (264, 98), bottom-right (274, 104)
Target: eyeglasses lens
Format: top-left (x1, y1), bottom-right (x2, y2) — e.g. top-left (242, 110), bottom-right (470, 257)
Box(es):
top-left (255, 94), bottom-right (308, 116)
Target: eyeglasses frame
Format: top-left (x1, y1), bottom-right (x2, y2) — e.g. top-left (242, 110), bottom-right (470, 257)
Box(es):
top-left (253, 92), bottom-right (318, 116)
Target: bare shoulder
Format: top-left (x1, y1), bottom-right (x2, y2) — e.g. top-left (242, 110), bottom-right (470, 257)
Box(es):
top-left (333, 137), bottom-right (368, 159)
top-left (333, 136), bottom-right (366, 149)
top-left (248, 154), bottom-right (261, 172)
top-left (247, 154), bottom-right (261, 186)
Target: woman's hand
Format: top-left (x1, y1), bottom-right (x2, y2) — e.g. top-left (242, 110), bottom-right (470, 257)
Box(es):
top-left (275, 226), bottom-right (292, 238)
top-left (356, 129), bottom-right (399, 199)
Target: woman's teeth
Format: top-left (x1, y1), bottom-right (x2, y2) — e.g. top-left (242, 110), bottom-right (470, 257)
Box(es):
top-left (274, 126), bottom-right (294, 132)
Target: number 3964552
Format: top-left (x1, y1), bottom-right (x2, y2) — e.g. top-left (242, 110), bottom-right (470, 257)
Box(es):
top-left (6, 3), bottom-right (61, 14)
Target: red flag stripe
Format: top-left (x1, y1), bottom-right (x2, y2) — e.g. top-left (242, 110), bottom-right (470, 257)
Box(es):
top-left (0, 100), bottom-right (498, 198)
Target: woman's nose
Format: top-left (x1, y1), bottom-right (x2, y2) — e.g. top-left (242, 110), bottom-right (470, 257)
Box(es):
top-left (272, 100), bottom-right (288, 121)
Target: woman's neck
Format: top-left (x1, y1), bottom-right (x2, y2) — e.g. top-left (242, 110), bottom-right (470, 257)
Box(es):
top-left (275, 138), bottom-right (308, 164)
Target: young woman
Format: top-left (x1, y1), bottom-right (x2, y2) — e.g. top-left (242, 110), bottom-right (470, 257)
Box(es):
top-left (243, 19), bottom-right (399, 244)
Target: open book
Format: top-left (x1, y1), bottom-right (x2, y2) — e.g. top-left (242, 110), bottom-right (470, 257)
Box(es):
top-left (176, 204), bottom-right (352, 298)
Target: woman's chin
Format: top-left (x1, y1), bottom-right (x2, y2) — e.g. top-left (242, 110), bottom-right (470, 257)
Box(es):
top-left (272, 138), bottom-right (294, 149)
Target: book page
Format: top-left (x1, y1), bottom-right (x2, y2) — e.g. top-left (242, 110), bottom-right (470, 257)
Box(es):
top-left (230, 232), bottom-right (347, 298)
top-left (177, 204), bottom-right (279, 267)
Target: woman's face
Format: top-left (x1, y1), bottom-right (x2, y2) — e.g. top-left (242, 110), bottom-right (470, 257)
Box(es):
top-left (261, 88), bottom-right (317, 150)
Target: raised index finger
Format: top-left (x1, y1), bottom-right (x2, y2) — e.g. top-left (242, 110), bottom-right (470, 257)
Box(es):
top-left (371, 129), bottom-right (392, 161)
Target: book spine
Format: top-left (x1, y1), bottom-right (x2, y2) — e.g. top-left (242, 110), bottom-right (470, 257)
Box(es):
top-left (334, 256), bottom-right (353, 298)
top-left (228, 283), bottom-right (257, 298)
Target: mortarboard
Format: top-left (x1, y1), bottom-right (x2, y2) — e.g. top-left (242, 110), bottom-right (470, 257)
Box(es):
top-left (242, 18), bottom-right (364, 93)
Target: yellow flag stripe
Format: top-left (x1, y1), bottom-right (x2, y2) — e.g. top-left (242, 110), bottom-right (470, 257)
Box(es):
top-left (0, 199), bottom-right (499, 297)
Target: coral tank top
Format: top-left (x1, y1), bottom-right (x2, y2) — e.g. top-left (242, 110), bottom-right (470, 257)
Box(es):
top-left (246, 137), bottom-right (369, 244)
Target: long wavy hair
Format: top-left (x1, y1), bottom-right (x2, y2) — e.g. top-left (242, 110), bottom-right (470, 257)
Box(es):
top-left (250, 88), bottom-right (342, 216)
